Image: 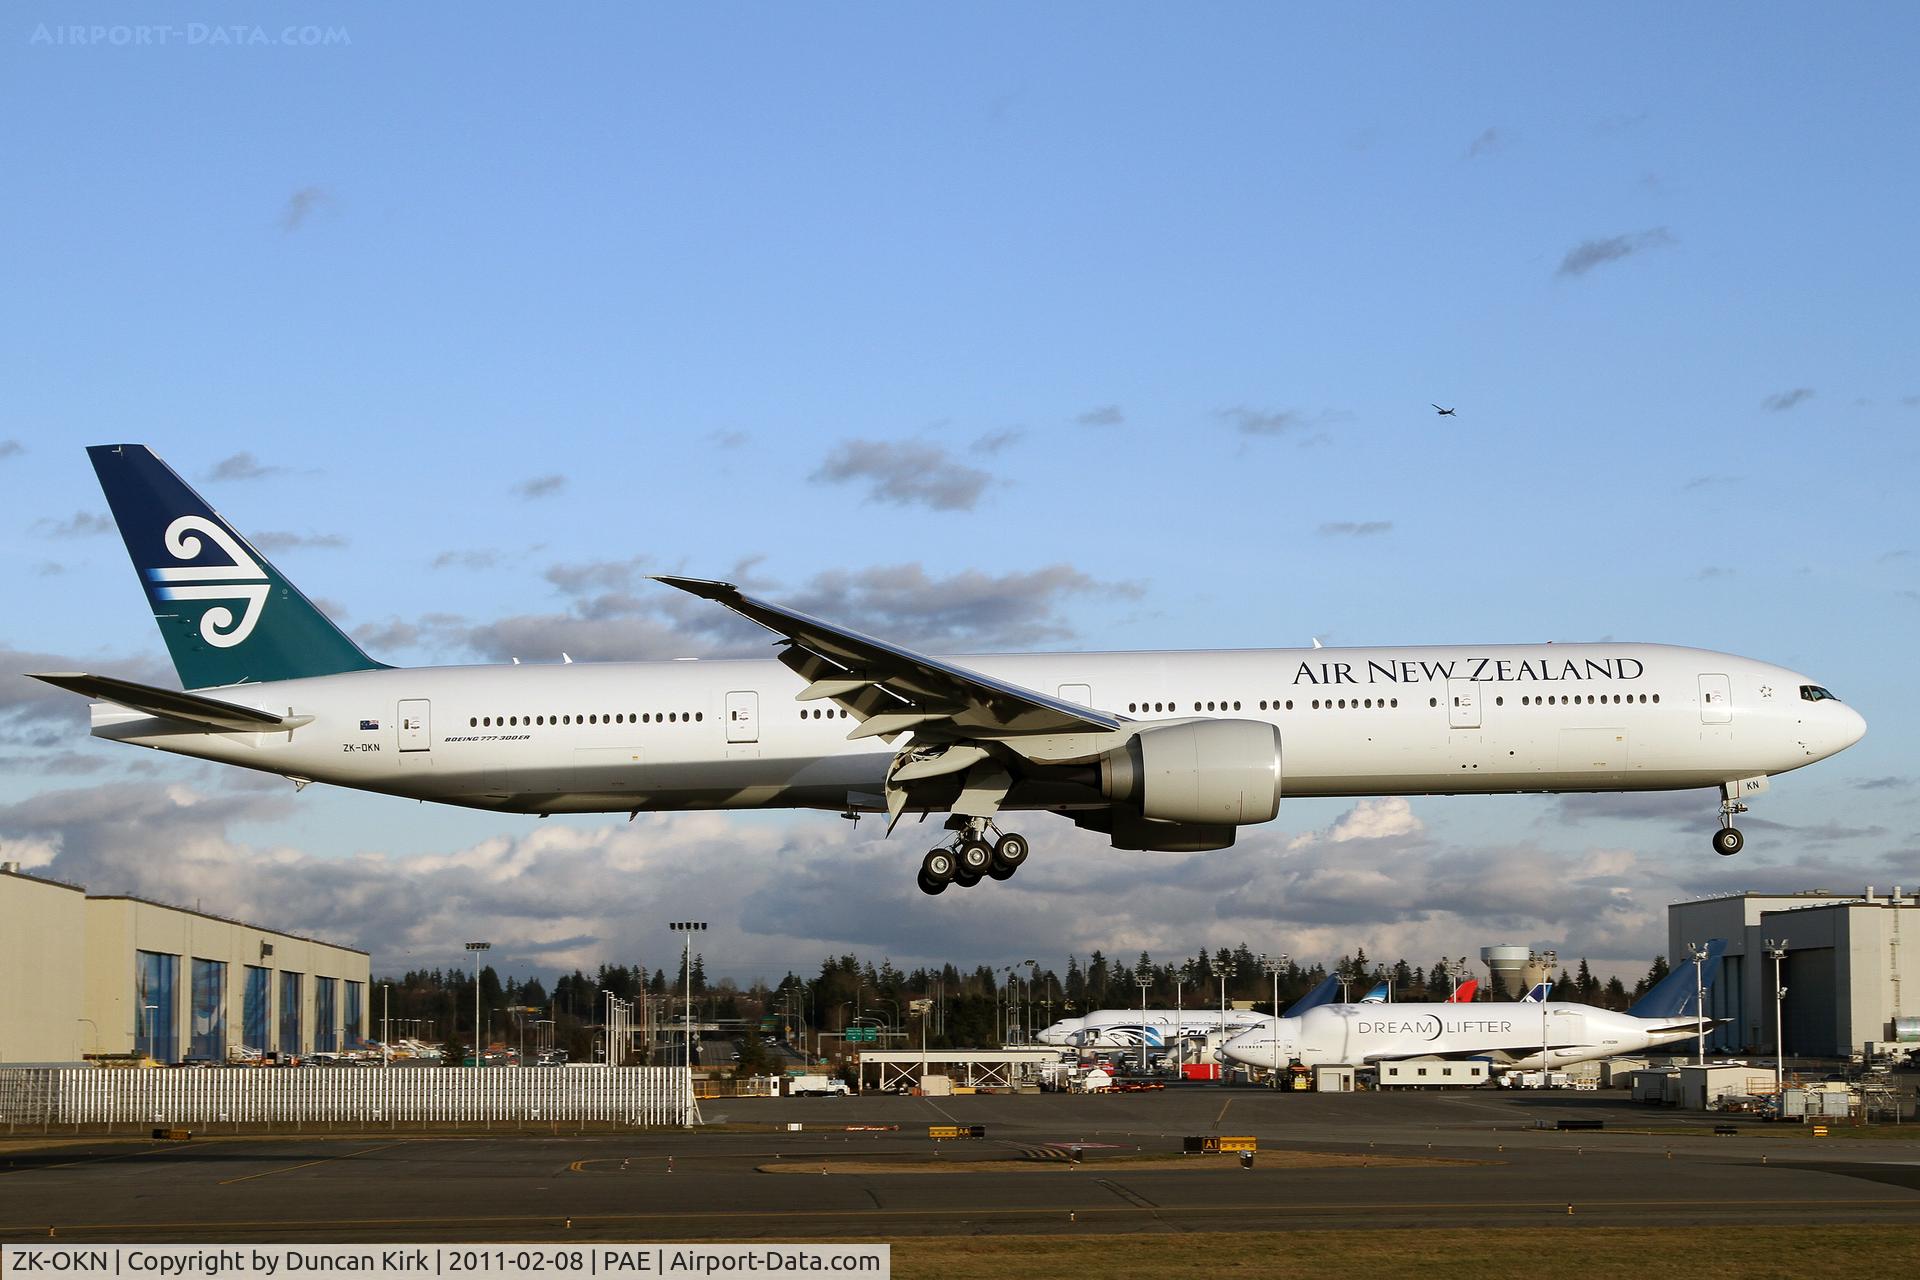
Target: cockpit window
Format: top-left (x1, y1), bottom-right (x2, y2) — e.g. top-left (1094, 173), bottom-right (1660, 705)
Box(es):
top-left (1800, 685), bottom-right (1841, 703)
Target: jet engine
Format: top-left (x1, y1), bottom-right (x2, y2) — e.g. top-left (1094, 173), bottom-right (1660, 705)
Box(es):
top-left (1099, 719), bottom-right (1283, 827)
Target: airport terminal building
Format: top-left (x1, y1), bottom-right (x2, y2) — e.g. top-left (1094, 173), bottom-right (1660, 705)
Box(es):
top-left (0, 864), bottom-right (369, 1064)
top-left (1669, 887), bottom-right (1920, 1057)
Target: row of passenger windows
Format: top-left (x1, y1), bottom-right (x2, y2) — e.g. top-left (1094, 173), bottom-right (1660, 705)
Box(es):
top-left (801, 709), bottom-right (851, 719)
top-left (1513, 693), bottom-right (1657, 706)
top-left (1124, 692), bottom-right (1661, 714)
top-left (468, 712), bottom-right (704, 728)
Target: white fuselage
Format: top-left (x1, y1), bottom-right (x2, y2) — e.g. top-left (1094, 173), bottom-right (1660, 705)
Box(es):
top-left (1221, 1001), bottom-right (1702, 1073)
top-left (90, 641), bottom-right (1865, 819)
top-left (1036, 1008), bottom-right (1271, 1048)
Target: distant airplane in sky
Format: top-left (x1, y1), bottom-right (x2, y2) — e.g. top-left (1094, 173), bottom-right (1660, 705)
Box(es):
top-left (32, 446), bottom-right (1866, 897)
top-left (1431, 404), bottom-right (1457, 416)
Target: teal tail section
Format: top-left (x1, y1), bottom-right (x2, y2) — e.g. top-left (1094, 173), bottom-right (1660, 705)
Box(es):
top-left (88, 444), bottom-right (388, 689)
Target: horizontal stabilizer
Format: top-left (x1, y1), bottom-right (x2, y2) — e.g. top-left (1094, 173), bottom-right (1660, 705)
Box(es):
top-left (28, 672), bottom-right (312, 733)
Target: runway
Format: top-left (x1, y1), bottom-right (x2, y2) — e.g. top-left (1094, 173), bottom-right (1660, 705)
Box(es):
top-left (4, 1089), bottom-right (1918, 1242)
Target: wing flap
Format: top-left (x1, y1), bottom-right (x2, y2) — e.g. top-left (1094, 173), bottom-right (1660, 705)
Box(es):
top-left (656, 575), bottom-right (1121, 737)
top-left (29, 672), bottom-right (313, 733)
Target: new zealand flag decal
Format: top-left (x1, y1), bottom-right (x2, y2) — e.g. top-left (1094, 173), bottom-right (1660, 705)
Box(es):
top-left (359, 719), bottom-right (380, 731)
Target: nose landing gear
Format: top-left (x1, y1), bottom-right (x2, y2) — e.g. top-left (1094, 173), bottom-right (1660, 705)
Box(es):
top-left (1713, 782), bottom-right (1748, 856)
top-left (916, 821), bottom-right (1031, 894)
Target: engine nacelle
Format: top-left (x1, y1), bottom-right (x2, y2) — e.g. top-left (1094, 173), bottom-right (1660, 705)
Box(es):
top-left (1099, 719), bottom-right (1283, 827)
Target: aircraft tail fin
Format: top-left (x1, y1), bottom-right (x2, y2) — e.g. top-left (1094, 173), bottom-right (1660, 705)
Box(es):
top-left (1359, 982), bottom-right (1389, 1004)
top-left (1520, 981), bottom-right (1553, 1003)
top-left (1628, 940), bottom-right (1728, 1018)
top-left (1445, 979), bottom-right (1479, 1003)
top-left (87, 445), bottom-right (387, 689)
top-left (1285, 975), bottom-right (1341, 1016)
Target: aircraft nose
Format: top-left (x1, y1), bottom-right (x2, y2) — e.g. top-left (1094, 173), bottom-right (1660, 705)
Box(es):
top-left (1840, 705), bottom-right (1866, 750)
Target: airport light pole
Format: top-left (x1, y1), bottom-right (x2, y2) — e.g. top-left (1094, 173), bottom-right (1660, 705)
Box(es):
top-left (382, 983), bottom-right (390, 1068)
top-left (1138, 976), bottom-right (1151, 1074)
top-left (464, 942), bottom-right (490, 1067)
top-left (1262, 953), bottom-right (1288, 1087)
top-left (1685, 942), bottom-right (1709, 1066)
top-left (1766, 938), bottom-right (1789, 1103)
top-left (1217, 971), bottom-right (1230, 1085)
top-left (1023, 960), bottom-right (1038, 1044)
top-left (670, 922), bottom-right (706, 1081)
top-left (1174, 963), bottom-right (1191, 1073)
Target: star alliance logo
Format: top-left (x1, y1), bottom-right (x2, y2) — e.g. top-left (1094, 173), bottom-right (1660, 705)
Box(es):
top-left (145, 516), bottom-right (269, 649)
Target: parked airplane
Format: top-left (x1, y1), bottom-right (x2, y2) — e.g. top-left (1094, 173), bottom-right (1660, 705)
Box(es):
top-left (34, 446), bottom-right (1866, 895)
top-left (1042, 975), bottom-right (1482, 1048)
top-left (1221, 945), bottom-right (1728, 1075)
top-left (1036, 1007), bottom-right (1269, 1049)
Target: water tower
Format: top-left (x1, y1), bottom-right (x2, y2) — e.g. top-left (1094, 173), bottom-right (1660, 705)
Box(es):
top-left (1481, 945), bottom-right (1530, 1000)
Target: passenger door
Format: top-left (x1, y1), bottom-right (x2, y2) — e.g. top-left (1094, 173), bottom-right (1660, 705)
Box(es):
top-left (1698, 674), bottom-right (1732, 725)
top-left (725, 690), bottom-right (759, 744)
top-left (397, 699), bottom-right (431, 751)
top-left (1445, 678), bottom-right (1480, 729)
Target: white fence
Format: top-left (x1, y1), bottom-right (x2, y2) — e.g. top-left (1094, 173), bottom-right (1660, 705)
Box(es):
top-left (0, 1067), bottom-right (698, 1128)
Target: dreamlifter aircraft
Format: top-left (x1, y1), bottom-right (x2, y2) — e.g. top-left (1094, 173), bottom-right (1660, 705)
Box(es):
top-left (34, 446), bottom-right (1865, 896)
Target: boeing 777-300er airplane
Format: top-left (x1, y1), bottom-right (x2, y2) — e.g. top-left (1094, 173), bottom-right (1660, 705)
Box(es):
top-left (1221, 942), bottom-right (1729, 1077)
top-left (33, 446), bottom-right (1866, 896)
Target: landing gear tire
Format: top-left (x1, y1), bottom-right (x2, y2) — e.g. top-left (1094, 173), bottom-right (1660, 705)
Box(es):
top-left (956, 839), bottom-right (993, 877)
top-left (986, 862), bottom-right (1017, 881)
top-left (992, 833), bottom-right (1030, 871)
top-left (921, 848), bottom-right (957, 884)
top-left (917, 871), bottom-right (948, 895)
top-left (1713, 826), bottom-right (1744, 856)
top-left (953, 867), bottom-right (983, 888)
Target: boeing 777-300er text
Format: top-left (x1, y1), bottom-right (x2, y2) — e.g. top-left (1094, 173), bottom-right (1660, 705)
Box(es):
top-left (32, 446), bottom-right (1866, 895)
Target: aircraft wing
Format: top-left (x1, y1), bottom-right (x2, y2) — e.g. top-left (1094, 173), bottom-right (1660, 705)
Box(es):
top-left (654, 576), bottom-right (1122, 739)
top-left (28, 672), bottom-right (313, 733)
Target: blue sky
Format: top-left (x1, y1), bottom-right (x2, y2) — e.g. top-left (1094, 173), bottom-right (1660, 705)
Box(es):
top-left (3, 4), bottom-right (1915, 988)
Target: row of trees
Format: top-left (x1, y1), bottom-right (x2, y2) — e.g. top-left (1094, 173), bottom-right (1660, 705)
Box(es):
top-left (371, 946), bottom-right (1677, 1066)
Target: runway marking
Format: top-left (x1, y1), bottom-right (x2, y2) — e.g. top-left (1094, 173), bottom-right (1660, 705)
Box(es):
top-left (217, 1142), bottom-right (412, 1186)
top-left (1, 1140), bottom-right (245, 1176)
top-left (1215, 1099), bottom-right (1233, 1126)
top-left (1096, 1178), bottom-right (1159, 1209)
top-left (10, 1195), bottom-right (1920, 1241)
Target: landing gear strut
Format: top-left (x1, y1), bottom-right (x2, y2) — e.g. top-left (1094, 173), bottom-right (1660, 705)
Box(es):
top-left (915, 820), bottom-right (1031, 895)
top-left (1713, 783), bottom-right (1747, 856)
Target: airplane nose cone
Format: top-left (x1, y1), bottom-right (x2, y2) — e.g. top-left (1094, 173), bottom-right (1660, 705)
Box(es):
top-left (1841, 705), bottom-right (1867, 750)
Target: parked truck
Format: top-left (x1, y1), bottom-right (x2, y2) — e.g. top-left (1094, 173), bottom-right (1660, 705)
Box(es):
top-left (785, 1073), bottom-right (850, 1097)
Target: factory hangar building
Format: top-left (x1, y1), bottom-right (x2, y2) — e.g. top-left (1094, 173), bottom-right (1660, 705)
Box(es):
top-left (1669, 887), bottom-right (1920, 1058)
top-left (0, 863), bottom-right (369, 1064)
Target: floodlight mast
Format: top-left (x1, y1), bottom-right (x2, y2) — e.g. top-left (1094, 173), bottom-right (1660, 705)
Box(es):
top-left (1261, 953), bottom-right (1288, 1088)
top-left (464, 942), bottom-right (491, 1069)
top-left (1686, 942), bottom-right (1710, 1066)
top-left (1765, 938), bottom-right (1789, 1104)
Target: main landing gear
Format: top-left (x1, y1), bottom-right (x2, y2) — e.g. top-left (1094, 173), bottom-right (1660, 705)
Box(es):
top-left (1713, 782), bottom-right (1747, 856)
top-left (916, 819), bottom-right (1030, 895)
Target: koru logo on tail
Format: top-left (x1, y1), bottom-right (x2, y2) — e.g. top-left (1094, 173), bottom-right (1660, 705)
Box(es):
top-left (145, 516), bottom-right (269, 648)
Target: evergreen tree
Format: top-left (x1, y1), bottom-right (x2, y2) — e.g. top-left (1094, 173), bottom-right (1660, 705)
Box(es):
top-left (1634, 955), bottom-right (1670, 1000)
